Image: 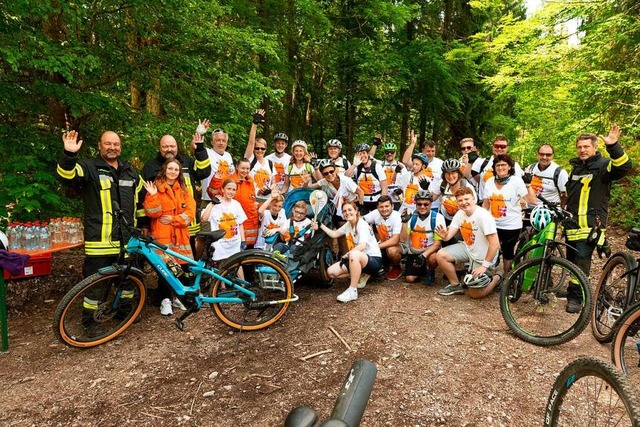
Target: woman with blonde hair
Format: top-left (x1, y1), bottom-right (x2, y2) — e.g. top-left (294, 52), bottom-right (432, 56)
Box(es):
top-left (281, 140), bottom-right (314, 193)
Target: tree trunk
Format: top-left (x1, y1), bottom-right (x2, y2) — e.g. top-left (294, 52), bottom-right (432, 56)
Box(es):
top-left (42, 1), bottom-right (70, 129)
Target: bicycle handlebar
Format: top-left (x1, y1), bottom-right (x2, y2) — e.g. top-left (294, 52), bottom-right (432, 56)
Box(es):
top-left (537, 195), bottom-right (572, 221)
top-left (110, 201), bottom-right (168, 250)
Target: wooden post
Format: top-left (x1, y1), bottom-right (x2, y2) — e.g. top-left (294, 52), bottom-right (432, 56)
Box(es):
top-left (0, 268), bottom-right (8, 352)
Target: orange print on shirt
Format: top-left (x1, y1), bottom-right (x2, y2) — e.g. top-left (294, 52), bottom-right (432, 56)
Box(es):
top-left (531, 175), bottom-right (543, 196)
top-left (254, 168), bottom-right (271, 189)
top-left (377, 224), bottom-right (390, 242)
top-left (273, 163), bottom-right (285, 184)
top-left (219, 212), bottom-right (239, 238)
top-left (404, 182), bottom-right (418, 204)
top-left (346, 233), bottom-right (355, 250)
top-left (410, 225), bottom-right (428, 250)
top-left (424, 168), bottom-right (434, 178)
top-left (289, 173), bottom-right (306, 189)
top-left (217, 160), bottom-right (232, 179)
top-left (358, 174), bottom-right (377, 195)
top-left (442, 197), bottom-right (459, 216)
top-left (489, 193), bottom-right (507, 219)
top-left (460, 220), bottom-right (476, 246)
top-left (384, 167), bottom-right (395, 184)
top-left (483, 168), bottom-right (494, 182)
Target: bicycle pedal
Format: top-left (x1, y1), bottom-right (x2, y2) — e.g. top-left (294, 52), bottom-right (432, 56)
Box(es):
top-left (174, 318), bottom-right (185, 331)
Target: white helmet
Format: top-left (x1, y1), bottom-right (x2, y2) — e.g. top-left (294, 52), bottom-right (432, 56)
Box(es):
top-left (463, 273), bottom-right (492, 289)
top-left (292, 140), bottom-right (307, 150)
top-left (530, 206), bottom-right (553, 231)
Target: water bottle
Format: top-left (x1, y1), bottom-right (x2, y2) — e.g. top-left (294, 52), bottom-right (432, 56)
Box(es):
top-left (7, 223), bottom-right (18, 250)
top-left (24, 223), bottom-right (34, 250)
top-left (41, 222), bottom-right (51, 249)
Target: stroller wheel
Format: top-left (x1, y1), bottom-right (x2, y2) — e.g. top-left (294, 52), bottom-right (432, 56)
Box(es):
top-left (318, 246), bottom-right (337, 288)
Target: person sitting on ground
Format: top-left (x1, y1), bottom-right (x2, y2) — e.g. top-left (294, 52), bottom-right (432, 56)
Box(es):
top-left (401, 191), bottom-right (445, 285)
top-left (311, 200), bottom-right (383, 303)
top-left (271, 200), bottom-right (312, 255)
top-left (201, 179), bottom-right (247, 265)
top-left (281, 140), bottom-right (314, 193)
top-left (434, 187), bottom-right (502, 298)
top-left (255, 186), bottom-right (287, 251)
top-left (143, 159), bottom-right (196, 315)
top-left (363, 196), bottom-right (403, 281)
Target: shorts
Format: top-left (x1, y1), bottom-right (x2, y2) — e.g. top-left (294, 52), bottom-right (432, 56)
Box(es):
top-left (340, 254), bottom-right (383, 275)
top-left (405, 253), bottom-right (429, 277)
top-left (497, 228), bottom-right (520, 260)
top-left (440, 242), bottom-right (499, 273)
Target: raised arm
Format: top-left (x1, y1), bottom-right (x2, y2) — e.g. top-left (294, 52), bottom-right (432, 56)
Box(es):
top-left (401, 129), bottom-right (417, 168)
top-left (244, 109), bottom-right (265, 159)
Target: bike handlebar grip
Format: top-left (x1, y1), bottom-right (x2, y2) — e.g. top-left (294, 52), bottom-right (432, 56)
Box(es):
top-left (329, 359), bottom-right (377, 427)
top-left (284, 406), bottom-right (318, 427)
top-left (318, 420), bottom-right (349, 427)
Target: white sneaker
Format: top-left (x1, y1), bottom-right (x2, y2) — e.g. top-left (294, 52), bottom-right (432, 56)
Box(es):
top-left (357, 273), bottom-right (370, 289)
top-left (337, 287), bottom-right (358, 303)
top-left (172, 297), bottom-right (187, 311)
top-left (160, 298), bottom-right (173, 316)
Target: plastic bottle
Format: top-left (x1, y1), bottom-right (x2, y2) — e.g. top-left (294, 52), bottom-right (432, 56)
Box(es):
top-left (7, 223), bottom-right (18, 250)
top-left (23, 223), bottom-right (33, 251)
top-left (41, 222), bottom-right (51, 249)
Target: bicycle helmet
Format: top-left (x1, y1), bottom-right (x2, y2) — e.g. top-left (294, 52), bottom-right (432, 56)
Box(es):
top-left (383, 142), bottom-right (398, 152)
top-left (463, 273), bottom-right (492, 289)
top-left (414, 190), bottom-right (433, 201)
top-left (326, 139), bottom-right (342, 149)
top-left (411, 152), bottom-right (429, 166)
top-left (317, 159), bottom-right (336, 171)
top-left (273, 132), bottom-right (289, 143)
top-left (442, 158), bottom-right (462, 172)
top-left (355, 143), bottom-right (370, 153)
top-left (530, 205), bottom-right (553, 231)
top-left (291, 140), bottom-right (307, 150)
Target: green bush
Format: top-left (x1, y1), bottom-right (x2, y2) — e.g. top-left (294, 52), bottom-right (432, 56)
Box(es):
top-left (609, 175), bottom-right (640, 230)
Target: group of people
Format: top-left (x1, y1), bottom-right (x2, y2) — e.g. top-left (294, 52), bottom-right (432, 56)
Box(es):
top-left (56, 113), bottom-right (632, 313)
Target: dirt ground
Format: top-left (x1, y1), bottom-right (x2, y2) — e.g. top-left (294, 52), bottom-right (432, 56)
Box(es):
top-left (0, 229), bottom-right (631, 427)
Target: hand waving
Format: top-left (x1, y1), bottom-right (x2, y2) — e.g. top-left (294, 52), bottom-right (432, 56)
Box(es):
top-left (196, 118), bottom-right (210, 135)
top-left (143, 180), bottom-right (158, 196)
top-left (599, 124), bottom-right (621, 146)
top-left (62, 131), bottom-right (83, 153)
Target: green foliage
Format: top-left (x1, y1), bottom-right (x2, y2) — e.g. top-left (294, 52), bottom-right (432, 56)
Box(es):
top-left (610, 175), bottom-right (640, 229)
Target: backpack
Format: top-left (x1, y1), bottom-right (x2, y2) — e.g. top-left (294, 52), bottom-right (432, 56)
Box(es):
top-left (251, 157), bottom-right (274, 171)
top-left (355, 159), bottom-right (380, 182)
top-left (527, 163), bottom-right (562, 193)
top-left (409, 209), bottom-right (438, 232)
top-left (286, 162), bottom-right (313, 177)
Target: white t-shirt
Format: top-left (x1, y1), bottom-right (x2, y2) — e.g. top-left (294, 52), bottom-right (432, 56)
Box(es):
top-left (407, 211), bottom-right (446, 254)
top-left (255, 209), bottom-right (287, 250)
top-left (424, 157), bottom-right (443, 182)
top-left (396, 170), bottom-right (429, 214)
top-left (284, 217), bottom-right (312, 246)
top-left (337, 219), bottom-right (382, 258)
top-left (317, 176), bottom-right (358, 219)
top-left (266, 152), bottom-right (291, 190)
top-left (526, 161), bottom-right (568, 205)
top-left (286, 163), bottom-right (313, 189)
top-left (247, 156), bottom-right (276, 194)
top-left (364, 210), bottom-right (402, 243)
top-left (472, 155), bottom-right (524, 200)
top-left (320, 156), bottom-right (350, 176)
top-left (380, 160), bottom-right (405, 202)
top-left (202, 148), bottom-right (235, 201)
top-left (431, 179), bottom-right (478, 221)
top-left (356, 161), bottom-right (386, 201)
top-left (206, 199), bottom-right (248, 261)
top-left (483, 176), bottom-right (528, 230)
top-left (450, 206), bottom-right (499, 264)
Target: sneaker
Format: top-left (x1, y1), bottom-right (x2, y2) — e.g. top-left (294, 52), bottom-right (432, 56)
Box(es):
top-left (566, 299), bottom-right (582, 314)
top-left (357, 273), bottom-right (370, 289)
top-left (337, 287), bottom-right (358, 303)
top-left (385, 266), bottom-right (402, 281)
top-left (424, 269), bottom-right (435, 286)
top-left (172, 297), bottom-right (187, 311)
top-left (160, 298), bottom-right (173, 316)
top-left (437, 283), bottom-right (465, 296)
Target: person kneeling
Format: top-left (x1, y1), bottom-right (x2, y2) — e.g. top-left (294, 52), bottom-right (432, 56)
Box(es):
top-left (402, 191), bottom-right (445, 285)
top-left (311, 200), bottom-right (382, 303)
top-left (434, 187), bottom-right (502, 299)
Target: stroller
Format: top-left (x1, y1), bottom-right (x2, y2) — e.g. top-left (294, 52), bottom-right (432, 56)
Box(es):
top-left (264, 188), bottom-right (338, 287)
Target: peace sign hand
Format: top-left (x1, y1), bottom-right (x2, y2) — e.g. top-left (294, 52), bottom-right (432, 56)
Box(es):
top-left (62, 131), bottom-right (83, 153)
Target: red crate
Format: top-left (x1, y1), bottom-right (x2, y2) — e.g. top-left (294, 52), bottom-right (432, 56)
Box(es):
top-left (3, 253), bottom-right (52, 280)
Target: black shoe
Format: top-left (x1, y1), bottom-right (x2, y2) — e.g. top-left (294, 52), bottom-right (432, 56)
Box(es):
top-left (566, 299), bottom-right (582, 314)
top-left (84, 322), bottom-right (105, 339)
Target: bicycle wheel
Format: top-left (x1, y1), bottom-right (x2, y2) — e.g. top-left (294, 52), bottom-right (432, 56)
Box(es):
top-left (318, 245), bottom-right (336, 287)
top-left (544, 357), bottom-right (640, 427)
top-left (592, 252), bottom-right (638, 343)
top-left (611, 301), bottom-right (640, 382)
top-left (500, 256), bottom-right (592, 346)
top-left (211, 254), bottom-right (294, 331)
top-left (54, 271), bottom-right (146, 348)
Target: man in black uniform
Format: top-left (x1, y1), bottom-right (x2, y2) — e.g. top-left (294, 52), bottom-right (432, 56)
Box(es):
top-left (565, 124), bottom-right (632, 313)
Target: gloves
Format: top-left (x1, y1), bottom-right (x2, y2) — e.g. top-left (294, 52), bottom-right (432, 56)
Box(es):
top-left (358, 202), bottom-right (367, 216)
top-left (401, 209), bottom-right (411, 223)
top-left (395, 164), bottom-right (403, 173)
top-left (240, 241), bottom-right (247, 251)
top-left (310, 154), bottom-right (319, 168)
top-left (196, 124), bottom-right (207, 135)
top-left (418, 178), bottom-right (430, 190)
top-left (523, 172), bottom-right (533, 184)
top-left (372, 136), bottom-right (382, 147)
top-left (353, 154), bottom-right (362, 167)
top-left (412, 254), bottom-right (426, 270)
top-left (392, 188), bottom-right (403, 197)
top-left (597, 238), bottom-right (611, 259)
top-left (253, 112), bottom-right (265, 125)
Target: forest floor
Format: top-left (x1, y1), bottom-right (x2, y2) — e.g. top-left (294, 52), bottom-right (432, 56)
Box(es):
top-left (0, 228), bottom-right (632, 426)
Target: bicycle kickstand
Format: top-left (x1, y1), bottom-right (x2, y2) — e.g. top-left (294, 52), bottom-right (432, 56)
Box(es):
top-left (174, 306), bottom-right (197, 331)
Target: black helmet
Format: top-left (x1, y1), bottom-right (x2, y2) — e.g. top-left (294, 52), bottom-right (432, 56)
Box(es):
top-left (273, 132), bottom-right (289, 143)
top-left (355, 143), bottom-right (370, 153)
top-left (414, 190), bottom-right (433, 201)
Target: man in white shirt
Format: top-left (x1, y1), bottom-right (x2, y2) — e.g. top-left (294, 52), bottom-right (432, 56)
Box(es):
top-left (470, 135), bottom-right (523, 201)
top-left (523, 144), bottom-right (568, 206)
top-left (364, 196), bottom-right (403, 280)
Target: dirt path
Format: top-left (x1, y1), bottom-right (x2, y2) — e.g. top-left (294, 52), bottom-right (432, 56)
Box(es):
top-left (0, 232), bottom-right (629, 426)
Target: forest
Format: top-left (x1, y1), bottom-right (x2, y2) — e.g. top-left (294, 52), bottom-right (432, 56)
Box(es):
top-left (1, 0), bottom-right (639, 227)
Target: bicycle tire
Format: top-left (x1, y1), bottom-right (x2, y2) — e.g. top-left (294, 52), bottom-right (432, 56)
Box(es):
top-left (211, 254), bottom-right (293, 331)
top-left (500, 256), bottom-right (592, 346)
top-left (53, 271), bottom-right (146, 348)
top-left (318, 245), bottom-right (336, 288)
top-left (543, 357), bottom-right (640, 427)
top-left (611, 301), bottom-right (640, 381)
top-left (592, 252), bottom-right (638, 343)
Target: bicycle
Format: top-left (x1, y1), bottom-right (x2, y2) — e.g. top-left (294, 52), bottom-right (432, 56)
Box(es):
top-left (53, 204), bottom-right (297, 348)
top-left (591, 229), bottom-right (640, 343)
top-left (543, 357), bottom-right (640, 426)
top-left (499, 196), bottom-right (592, 346)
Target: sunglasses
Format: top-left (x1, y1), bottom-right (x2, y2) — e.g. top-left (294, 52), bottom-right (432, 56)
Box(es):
top-left (538, 152), bottom-right (553, 157)
top-left (461, 146), bottom-right (473, 151)
top-left (416, 202), bottom-right (430, 207)
top-left (493, 144), bottom-right (508, 149)
top-left (254, 147), bottom-right (266, 151)
top-left (385, 151), bottom-right (395, 155)
top-left (213, 128), bottom-right (225, 134)
top-left (322, 170), bottom-right (336, 176)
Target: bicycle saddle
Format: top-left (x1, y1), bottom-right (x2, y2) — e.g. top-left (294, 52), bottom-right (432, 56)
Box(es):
top-left (195, 230), bottom-right (227, 243)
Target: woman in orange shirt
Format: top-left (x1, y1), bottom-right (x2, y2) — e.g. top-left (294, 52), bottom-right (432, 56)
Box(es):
top-left (208, 158), bottom-right (259, 247)
top-left (143, 159), bottom-right (196, 315)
